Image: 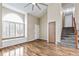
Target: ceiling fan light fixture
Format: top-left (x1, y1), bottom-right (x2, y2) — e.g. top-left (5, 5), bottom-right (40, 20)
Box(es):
top-left (24, 3), bottom-right (48, 11)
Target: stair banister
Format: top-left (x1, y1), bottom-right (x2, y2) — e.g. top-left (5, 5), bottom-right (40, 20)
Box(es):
top-left (72, 17), bottom-right (78, 48)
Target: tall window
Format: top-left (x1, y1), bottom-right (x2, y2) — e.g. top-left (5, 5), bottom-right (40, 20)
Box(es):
top-left (2, 13), bottom-right (24, 39)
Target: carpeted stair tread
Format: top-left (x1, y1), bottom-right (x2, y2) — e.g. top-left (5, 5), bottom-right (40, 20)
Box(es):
top-left (61, 27), bottom-right (75, 48)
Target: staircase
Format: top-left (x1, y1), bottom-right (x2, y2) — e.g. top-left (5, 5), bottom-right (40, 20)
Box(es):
top-left (61, 27), bottom-right (75, 48)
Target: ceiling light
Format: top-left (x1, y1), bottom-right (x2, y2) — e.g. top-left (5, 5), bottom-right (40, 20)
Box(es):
top-left (63, 8), bottom-right (75, 13)
top-left (32, 3), bottom-right (36, 5)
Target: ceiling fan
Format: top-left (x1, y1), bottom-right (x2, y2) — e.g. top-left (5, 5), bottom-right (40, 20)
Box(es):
top-left (24, 3), bottom-right (48, 11)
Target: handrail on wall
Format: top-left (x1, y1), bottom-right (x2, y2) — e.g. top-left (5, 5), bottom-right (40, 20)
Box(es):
top-left (72, 17), bottom-right (78, 48)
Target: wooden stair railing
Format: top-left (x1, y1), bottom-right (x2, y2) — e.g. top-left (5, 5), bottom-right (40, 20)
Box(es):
top-left (72, 17), bottom-right (78, 48)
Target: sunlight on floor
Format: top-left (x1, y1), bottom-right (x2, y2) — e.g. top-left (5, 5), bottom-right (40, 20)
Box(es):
top-left (2, 47), bottom-right (25, 56)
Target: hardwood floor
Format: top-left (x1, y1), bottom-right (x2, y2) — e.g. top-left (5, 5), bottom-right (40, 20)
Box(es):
top-left (0, 39), bottom-right (79, 56)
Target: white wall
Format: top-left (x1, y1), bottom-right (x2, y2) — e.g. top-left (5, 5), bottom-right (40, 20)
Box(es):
top-left (27, 14), bottom-right (39, 42)
top-left (64, 14), bottom-right (72, 27)
top-left (39, 13), bottom-right (47, 40)
top-left (0, 3), bottom-right (2, 48)
top-left (75, 4), bottom-right (79, 31)
top-left (47, 3), bottom-right (62, 44)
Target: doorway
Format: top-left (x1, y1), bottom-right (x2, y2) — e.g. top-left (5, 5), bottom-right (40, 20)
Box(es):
top-left (49, 22), bottom-right (56, 44)
top-left (64, 14), bottom-right (73, 27)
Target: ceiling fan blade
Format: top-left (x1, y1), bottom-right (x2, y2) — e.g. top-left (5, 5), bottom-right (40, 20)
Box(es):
top-left (36, 3), bottom-right (41, 10)
top-left (24, 3), bottom-right (32, 8)
top-left (32, 5), bottom-right (34, 11)
top-left (39, 3), bottom-right (48, 6)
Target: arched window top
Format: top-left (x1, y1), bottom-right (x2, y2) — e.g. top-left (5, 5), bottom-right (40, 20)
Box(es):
top-left (3, 13), bottom-right (23, 23)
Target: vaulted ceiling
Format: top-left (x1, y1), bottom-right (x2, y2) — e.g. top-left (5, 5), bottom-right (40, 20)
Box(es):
top-left (62, 3), bottom-right (75, 15)
top-left (62, 3), bottom-right (74, 9)
top-left (3, 3), bottom-right (48, 17)
top-left (3, 3), bottom-right (75, 17)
